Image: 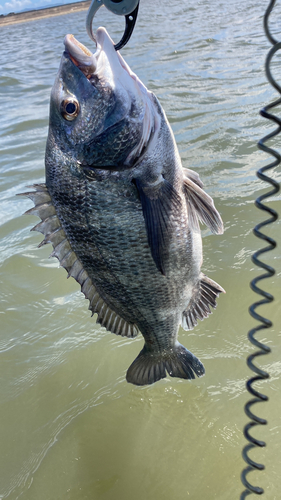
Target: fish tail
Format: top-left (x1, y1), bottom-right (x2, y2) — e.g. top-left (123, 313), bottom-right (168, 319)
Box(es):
top-left (126, 342), bottom-right (205, 386)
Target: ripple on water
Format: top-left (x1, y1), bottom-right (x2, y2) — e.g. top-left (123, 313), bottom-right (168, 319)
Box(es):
top-left (1, 1), bottom-right (281, 499)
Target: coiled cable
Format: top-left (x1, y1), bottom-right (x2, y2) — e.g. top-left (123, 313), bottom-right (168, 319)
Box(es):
top-left (240, 0), bottom-right (280, 497)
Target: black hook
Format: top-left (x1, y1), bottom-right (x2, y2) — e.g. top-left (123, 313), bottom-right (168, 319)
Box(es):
top-left (114, 4), bottom-right (139, 50)
top-left (86, 0), bottom-right (140, 51)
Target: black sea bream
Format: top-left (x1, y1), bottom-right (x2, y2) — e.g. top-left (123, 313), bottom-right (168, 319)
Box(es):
top-left (24, 28), bottom-right (225, 385)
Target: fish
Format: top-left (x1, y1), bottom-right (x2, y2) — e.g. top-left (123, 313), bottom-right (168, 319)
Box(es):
top-left (23, 27), bottom-right (225, 386)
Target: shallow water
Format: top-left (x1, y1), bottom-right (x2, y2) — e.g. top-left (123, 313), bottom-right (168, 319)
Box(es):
top-left (1, 0), bottom-right (281, 498)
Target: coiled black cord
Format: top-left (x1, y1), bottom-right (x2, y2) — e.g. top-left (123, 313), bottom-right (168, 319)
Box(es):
top-left (240, 0), bottom-right (280, 497)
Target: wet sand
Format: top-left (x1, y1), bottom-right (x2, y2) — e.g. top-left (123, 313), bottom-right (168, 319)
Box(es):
top-left (0, 1), bottom-right (91, 26)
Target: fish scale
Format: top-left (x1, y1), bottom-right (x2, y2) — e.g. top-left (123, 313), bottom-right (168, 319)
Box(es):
top-left (49, 166), bottom-right (187, 347)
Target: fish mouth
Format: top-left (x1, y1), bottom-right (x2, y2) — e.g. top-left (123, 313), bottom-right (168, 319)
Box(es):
top-left (64, 33), bottom-right (100, 77)
top-left (63, 27), bottom-right (138, 83)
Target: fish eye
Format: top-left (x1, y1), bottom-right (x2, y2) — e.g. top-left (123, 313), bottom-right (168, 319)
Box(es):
top-left (60, 98), bottom-right (80, 121)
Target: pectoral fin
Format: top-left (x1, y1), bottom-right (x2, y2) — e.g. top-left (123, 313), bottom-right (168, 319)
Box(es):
top-left (182, 273), bottom-right (225, 330)
top-left (183, 176), bottom-right (224, 234)
top-left (135, 177), bottom-right (181, 275)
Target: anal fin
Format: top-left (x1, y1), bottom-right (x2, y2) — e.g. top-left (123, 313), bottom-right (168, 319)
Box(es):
top-left (182, 273), bottom-right (225, 330)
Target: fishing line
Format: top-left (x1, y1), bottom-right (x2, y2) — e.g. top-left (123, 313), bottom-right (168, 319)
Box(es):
top-left (240, 0), bottom-right (280, 497)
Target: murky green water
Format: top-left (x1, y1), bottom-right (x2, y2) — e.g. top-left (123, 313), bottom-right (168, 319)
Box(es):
top-left (1, 1), bottom-right (280, 498)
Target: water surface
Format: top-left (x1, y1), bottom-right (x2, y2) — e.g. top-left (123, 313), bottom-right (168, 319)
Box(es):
top-left (1, 1), bottom-right (280, 499)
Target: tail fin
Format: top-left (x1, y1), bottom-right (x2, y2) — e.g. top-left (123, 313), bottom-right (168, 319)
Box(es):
top-left (126, 342), bottom-right (205, 386)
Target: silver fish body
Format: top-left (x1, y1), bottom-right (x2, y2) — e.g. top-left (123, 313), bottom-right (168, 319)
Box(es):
top-left (25, 28), bottom-right (225, 385)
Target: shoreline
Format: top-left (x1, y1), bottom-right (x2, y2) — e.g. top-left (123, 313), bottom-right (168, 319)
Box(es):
top-left (0, 1), bottom-right (91, 26)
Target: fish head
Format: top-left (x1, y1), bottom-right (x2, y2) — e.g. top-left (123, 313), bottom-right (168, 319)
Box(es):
top-left (47, 28), bottom-right (156, 171)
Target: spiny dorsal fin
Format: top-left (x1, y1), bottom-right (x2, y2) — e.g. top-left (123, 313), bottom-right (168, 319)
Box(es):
top-left (183, 176), bottom-right (224, 234)
top-left (182, 273), bottom-right (225, 331)
top-left (21, 184), bottom-right (139, 339)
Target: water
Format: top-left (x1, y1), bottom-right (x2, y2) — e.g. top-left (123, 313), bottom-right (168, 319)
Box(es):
top-left (1, 0), bottom-right (281, 498)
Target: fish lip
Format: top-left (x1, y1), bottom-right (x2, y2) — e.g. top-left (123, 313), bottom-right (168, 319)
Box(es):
top-left (63, 28), bottom-right (126, 80)
top-left (64, 33), bottom-right (101, 77)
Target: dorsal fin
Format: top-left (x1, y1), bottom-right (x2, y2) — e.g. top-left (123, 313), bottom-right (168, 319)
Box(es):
top-left (182, 273), bottom-right (225, 331)
top-left (21, 184), bottom-right (139, 339)
top-left (183, 176), bottom-right (224, 234)
top-left (182, 167), bottom-right (204, 188)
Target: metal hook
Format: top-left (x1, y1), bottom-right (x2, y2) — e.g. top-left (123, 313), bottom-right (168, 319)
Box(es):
top-left (86, 0), bottom-right (140, 51)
